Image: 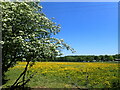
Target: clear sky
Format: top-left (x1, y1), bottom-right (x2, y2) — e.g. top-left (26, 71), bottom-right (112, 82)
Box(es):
top-left (41, 0), bottom-right (119, 2)
top-left (40, 2), bottom-right (118, 56)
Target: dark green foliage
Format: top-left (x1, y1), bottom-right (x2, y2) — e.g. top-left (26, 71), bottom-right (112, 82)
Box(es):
top-left (52, 54), bottom-right (120, 62)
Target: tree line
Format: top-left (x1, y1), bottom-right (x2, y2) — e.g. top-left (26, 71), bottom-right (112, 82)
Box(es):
top-left (38, 54), bottom-right (120, 62)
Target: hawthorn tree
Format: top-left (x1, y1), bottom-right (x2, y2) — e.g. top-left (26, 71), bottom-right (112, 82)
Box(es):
top-left (0, 2), bottom-right (75, 88)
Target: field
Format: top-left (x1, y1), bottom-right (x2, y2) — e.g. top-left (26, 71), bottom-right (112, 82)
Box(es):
top-left (3, 62), bottom-right (120, 88)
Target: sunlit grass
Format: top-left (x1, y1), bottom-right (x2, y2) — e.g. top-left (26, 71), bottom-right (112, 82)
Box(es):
top-left (3, 62), bottom-right (120, 88)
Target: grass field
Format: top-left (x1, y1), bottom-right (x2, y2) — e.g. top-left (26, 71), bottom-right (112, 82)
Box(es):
top-left (3, 62), bottom-right (120, 88)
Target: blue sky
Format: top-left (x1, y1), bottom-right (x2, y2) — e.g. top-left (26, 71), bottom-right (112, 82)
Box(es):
top-left (40, 2), bottom-right (118, 56)
top-left (41, 0), bottom-right (119, 2)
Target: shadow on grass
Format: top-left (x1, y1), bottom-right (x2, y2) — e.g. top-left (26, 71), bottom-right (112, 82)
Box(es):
top-left (1, 86), bottom-right (31, 90)
top-left (1, 87), bottom-right (120, 90)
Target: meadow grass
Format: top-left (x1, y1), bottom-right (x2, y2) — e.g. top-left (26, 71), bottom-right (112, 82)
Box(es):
top-left (3, 62), bottom-right (120, 88)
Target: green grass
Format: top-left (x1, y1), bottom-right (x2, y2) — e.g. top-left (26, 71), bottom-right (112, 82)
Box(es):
top-left (2, 62), bottom-right (120, 89)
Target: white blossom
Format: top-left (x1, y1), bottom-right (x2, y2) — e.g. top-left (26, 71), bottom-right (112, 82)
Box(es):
top-left (0, 41), bottom-right (4, 44)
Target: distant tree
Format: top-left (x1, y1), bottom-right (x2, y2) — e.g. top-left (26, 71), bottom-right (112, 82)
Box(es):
top-left (113, 55), bottom-right (117, 60)
top-left (107, 56), bottom-right (114, 61)
top-left (85, 56), bottom-right (92, 62)
top-left (76, 57), bottom-right (83, 62)
top-left (89, 56), bottom-right (94, 62)
top-left (94, 56), bottom-right (100, 61)
top-left (105, 55), bottom-right (109, 61)
top-left (117, 54), bottom-right (120, 59)
top-left (100, 56), bottom-right (105, 61)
